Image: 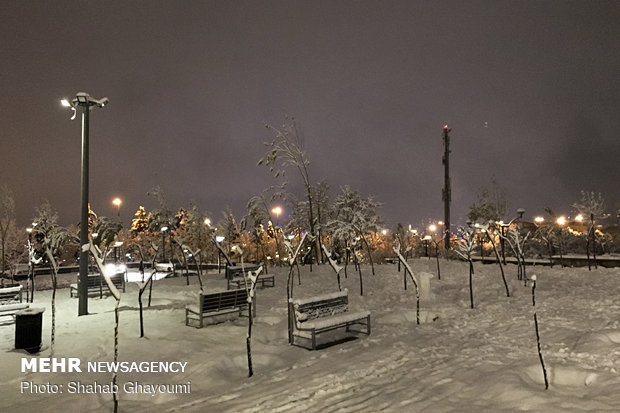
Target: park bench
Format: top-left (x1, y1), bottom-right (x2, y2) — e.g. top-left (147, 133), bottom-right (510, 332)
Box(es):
top-left (0, 286), bottom-right (29, 319)
top-left (225, 263), bottom-right (273, 290)
top-left (289, 289), bottom-right (371, 350)
top-left (70, 273), bottom-right (126, 299)
top-left (0, 285), bottom-right (23, 303)
top-left (185, 288), bottom-right (256, 328)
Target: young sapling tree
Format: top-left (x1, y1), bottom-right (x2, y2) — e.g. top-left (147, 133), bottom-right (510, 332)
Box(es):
top-left (322, 244), bottom-right (343, 291)
top-left (82, 217), bottom-right (122, 413)
top-left (531, 275), bottom-right (549, 390)
top-left (455, 226), bottom-right (476, 309)
top-left (480, 222), bottom-right (510, 298)
top-left (393, 244), bottom-right (420, 324)
top-left (31, 201), bottom-right (77, 353)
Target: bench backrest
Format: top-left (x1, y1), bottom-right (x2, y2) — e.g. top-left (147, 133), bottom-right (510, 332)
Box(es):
top-left (292, 290), bottom-right (349, 323)
top-left (200, 289), bottom-right (248, 313)
top-left (83, 274), bottom-right (124, 288)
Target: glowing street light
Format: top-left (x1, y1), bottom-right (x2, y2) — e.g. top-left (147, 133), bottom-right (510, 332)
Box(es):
top-left (112, 197), bottom-right (121, 218)
top-left (534, 216), bottom-right (545, 224)
top-left (575, 214), bottom-right (584, 223)
top-left (556, 216), bottom-right (566, 226)
top-left (61, 92), bottom-right (109, 317)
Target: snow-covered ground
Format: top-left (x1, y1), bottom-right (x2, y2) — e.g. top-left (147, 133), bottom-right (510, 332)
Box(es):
top-left (2, 259), bottom-right (620, 412)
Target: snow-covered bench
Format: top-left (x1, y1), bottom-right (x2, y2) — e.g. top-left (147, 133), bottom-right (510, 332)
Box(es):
top-left (155, 262), bottom-right (174, 273)
top-left (70, 273), bottom-right (125, 298)
top-left (0, 286), bottom-right (29, 319)
top-left (0, 302), bottom-right (31, 319)
top-left (0, 285), bottom-right (23, 303)
top-left (289, 289), bottom-right (371, 350)
top-left (185, 288), bottom-right (256, 328)
top-left (226, 263), bottom-right (273, 289)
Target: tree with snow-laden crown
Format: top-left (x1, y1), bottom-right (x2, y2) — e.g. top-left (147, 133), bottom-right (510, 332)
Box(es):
top-left (326, 185), bottom-right (382, 296)
top-left (31, 201), bottom-right (77, 353)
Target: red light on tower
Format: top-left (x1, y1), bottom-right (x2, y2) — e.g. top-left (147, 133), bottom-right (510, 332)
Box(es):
top-left (443, 124), bottom-right (449, 129)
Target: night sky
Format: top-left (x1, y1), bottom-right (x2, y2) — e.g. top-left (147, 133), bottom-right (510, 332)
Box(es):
top-left (2, 1), bottom-right (619, 231)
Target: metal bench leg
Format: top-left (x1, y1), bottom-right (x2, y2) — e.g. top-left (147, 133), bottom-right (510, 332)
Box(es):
top-left (367, 315), bottom-right (371, 335)
top-left (312, 330), bottom-right (316, 350)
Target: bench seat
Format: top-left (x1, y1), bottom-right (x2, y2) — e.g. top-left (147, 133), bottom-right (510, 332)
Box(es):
top-left (293, 310), bottom-right (370, 332)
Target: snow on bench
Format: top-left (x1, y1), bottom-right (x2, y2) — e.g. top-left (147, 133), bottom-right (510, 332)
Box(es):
top-left (185, 288), bottom-right (256, 328)
top-left (0, 302), bottom-right (30, 318)
top-left (289, 289), bottom-right (371, 350)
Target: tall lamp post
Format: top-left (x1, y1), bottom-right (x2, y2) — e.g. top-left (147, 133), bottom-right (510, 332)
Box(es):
top-left (61, 92), bottom-right (109, 316)
top-left (442, 124), bottom-right (451, 251)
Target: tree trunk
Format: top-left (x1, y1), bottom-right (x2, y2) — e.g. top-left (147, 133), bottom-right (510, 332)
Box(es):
top-left (360, 233), bottom-right (375, 276)
top-left (488, 234), bottom-right (510, 297)
top-left (469, 260), bottom-right (474, 309)
top-left (434, 243), bottom-right (441, 280)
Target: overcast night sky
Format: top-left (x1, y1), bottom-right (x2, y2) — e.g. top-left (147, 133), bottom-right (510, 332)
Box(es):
top-left (1, 1), bottom-right (619, 231)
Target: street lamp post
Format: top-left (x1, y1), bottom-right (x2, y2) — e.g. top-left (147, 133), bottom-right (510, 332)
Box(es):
top-left (215, 236), bottom-right (225, 273)
top-left (61, 92), bottom-right (108, 316)
top-left (556, 216), bottom-right (566, 267)
top-left (161, 226), bottom-right (169, 261)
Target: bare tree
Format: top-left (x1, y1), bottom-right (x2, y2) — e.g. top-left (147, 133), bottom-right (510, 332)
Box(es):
top-left (230, 246), bottom-right (264, 377)
top-left (393, 243), bottom-right (420, 324)
top-left (531, 275), bottom-right (549, 390)
top-left (0, 185), bottom-right (15, 276)
top-left (322, 244), bottom-right (343, 291)
top-left (501, 228), bottom-right (530, 284)
top-left (284, 234), bottom-right (311, 344)
top-left (259, 118), bottom-right (320, 263)
top-left (82, 216), bottom-right (122, 413)
top-left (480, 222), bottom-right (510, 298)
top-left (455, 226), bottom-right (477, 309)
top-left (572, 191), bottom-right (606, 270)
